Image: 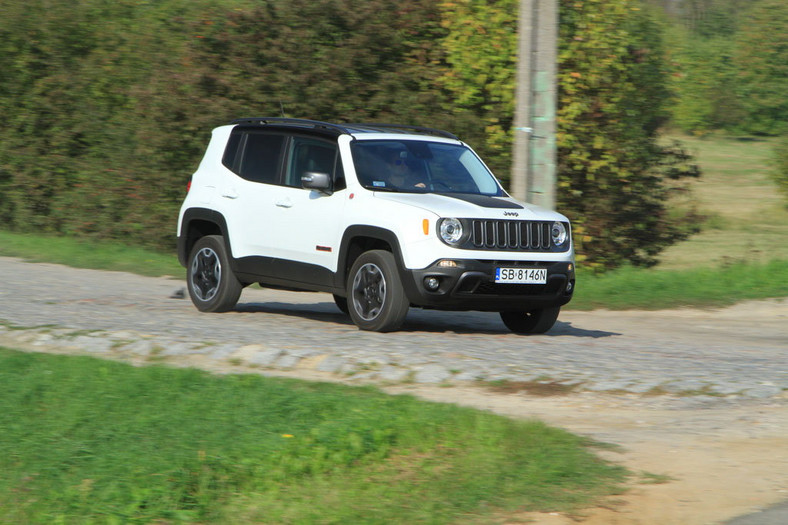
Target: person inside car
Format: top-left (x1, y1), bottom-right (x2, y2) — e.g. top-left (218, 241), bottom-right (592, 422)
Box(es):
top-left (385, 150), bottom-right (426, 190)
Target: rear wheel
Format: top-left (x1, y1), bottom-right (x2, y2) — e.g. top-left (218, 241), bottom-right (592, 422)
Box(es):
top-left (347, 250), bottom-right (409, 332)
top-left (187, 235), bottom-right (242, 312)
top-left (500, 307), bottom-right (560, 334)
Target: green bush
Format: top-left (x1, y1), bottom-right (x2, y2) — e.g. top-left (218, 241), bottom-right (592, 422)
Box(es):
top-left (668, 34), bottom-right (743, 134)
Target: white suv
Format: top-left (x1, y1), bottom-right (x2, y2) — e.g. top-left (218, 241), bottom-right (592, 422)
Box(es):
top-left (177, 118), bottom-right (575, 333)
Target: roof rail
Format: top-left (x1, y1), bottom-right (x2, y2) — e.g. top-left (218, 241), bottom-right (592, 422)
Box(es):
top-left (230, 117), bottom-right (459, 140)
top-left (345, 123), bottom-right (459, 140)
top-left (230, 117), bottom-right (349, 135)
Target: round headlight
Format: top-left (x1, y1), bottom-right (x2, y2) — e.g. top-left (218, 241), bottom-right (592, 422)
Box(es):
top-left (439, 218), bottom-right (463, 245)
top-left (551, 221), bottom-right (568, 246)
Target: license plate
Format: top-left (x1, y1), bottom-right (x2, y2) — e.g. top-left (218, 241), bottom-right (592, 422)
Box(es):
top-left (494, 267), bottom-right (547, 284)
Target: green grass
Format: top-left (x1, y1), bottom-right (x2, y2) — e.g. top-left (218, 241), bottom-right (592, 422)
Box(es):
top-left (572, 133), bottom-right (788, 309)
top-left (569, 258), bottom-right (788, 310)
top-left (658, 134), bottom-right (788, 269)
top-left (0, 348), bottom-right (626, 524)
top-left (0, 230), bottom-right (182, 278)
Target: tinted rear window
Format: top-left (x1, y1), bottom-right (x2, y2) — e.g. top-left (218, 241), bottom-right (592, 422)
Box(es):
top-left (238, 133), bottom-right (285, 184)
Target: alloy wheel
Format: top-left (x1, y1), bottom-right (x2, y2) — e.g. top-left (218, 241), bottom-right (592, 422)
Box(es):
top-left (190, 247), bottom-right (222, 302)
top-left (351, 262), bottom-right (386, 320)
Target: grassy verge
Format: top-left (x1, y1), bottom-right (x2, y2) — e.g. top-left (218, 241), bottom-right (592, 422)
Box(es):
top-left (569, 258), bottom-right (788, 310)
top-left (0, 230), bottom-right (182, 278)
top-left (0, 348), bottom-right (625, 523)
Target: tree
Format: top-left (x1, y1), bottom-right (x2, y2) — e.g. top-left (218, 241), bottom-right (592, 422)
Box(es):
top-left (439, 0), bottom-right (518, 178)
top-left (556, 0), bottom-right (701, 269)
top-left (733, 0), bottom-right (788, 135)
top-left (666, 26), bottom-right (744, 134)
top-left (439, 0), bottom-right (700, 269)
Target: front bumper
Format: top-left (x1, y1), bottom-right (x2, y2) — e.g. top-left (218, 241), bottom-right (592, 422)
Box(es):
top-left (402, 259), bottom-right (575, 311)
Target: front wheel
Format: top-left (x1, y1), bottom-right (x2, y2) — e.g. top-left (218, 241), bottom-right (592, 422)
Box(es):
top-left (500, 307), bottom-right (560, 335)
top-left (187, 235), bottom-right (242, 312)
top-left (346, 250), bottom-right (409, 332)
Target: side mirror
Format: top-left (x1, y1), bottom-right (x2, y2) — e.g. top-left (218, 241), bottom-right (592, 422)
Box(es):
top-left (301, 171), bottom-right (333, 195)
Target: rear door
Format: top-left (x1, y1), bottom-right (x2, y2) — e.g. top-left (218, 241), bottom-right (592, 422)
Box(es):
top-left (222, 130), bottom-right (286, 260)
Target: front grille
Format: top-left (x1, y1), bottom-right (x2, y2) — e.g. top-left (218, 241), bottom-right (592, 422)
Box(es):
top-left (471, 220), bottom-right (553, 251)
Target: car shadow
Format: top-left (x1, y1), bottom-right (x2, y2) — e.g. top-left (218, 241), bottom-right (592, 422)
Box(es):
top-left (544, 321), bottom-right (620, 338)
top-left (234, 301), bottom-right (355, 326)
top-left (234, 300), bottom-right (620, 338)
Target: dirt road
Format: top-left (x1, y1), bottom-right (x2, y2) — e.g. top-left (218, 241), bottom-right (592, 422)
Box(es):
top-left (1, 256), bottom-right (786, 524)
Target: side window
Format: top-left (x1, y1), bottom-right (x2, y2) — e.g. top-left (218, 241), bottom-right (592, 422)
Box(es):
top-left (222, 130), bottom-right (243, 171)
top-left (285, 137), bottom-right (339, 189)
top-left (238, 132), bottom-right (285, 184)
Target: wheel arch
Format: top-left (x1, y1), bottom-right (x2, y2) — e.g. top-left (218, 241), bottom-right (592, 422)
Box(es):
top-left (177, 208), bottom-right (231, 267)
top-left (336, 225), bottom-right (407, 293)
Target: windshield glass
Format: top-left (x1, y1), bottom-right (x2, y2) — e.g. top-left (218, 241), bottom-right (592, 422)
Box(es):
top-left (350, 140), bottom-right (504, 196)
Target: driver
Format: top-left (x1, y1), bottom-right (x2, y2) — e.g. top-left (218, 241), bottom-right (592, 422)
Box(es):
top-left (385, 150), bottom-right (426, 190)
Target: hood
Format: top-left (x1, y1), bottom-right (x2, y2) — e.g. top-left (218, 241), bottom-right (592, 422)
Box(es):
top-left (373, 192), bottom-right (568, 221)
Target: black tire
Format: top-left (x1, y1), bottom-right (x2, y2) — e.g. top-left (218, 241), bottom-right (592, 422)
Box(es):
top-left (500, 307), bottom-right (560, 335)
top-left (187, 235), bottom-right (242, 313)
top-left (346, 250), bottom-right (409, 332)
top-left (333, 294), bottom-right (349, 315)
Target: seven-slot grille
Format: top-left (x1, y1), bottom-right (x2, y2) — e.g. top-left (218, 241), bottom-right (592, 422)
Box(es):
top-left (471, 220), bottom-right (553, 251)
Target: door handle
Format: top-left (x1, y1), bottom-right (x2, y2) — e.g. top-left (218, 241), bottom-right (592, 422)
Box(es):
top-left (276, 198), bottom-right (293, 208)
top-left (222, 189), bottom-right (239, 199)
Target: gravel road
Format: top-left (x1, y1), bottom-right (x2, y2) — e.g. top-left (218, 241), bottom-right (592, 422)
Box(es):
top-left (1, 256), bottom-right (785, 398)
top-left (1, 256), bottom-right (787, 524)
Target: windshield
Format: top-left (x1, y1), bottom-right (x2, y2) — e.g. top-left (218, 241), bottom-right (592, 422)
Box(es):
top-left (350, 140), bottom-right (505, 196)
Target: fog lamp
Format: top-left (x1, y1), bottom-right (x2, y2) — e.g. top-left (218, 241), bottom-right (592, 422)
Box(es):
top-left (424, 276), bottom-right (441, 291)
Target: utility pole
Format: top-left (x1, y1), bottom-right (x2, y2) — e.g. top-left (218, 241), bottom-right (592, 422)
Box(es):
top-left (511, 0), bottom-right (558, 210)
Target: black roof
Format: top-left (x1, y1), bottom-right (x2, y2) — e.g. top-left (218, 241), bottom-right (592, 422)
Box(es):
top-left (230, 117), bottom-right (459, 140)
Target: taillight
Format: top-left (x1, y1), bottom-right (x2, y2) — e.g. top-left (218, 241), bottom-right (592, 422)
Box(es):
top-left (186, 178), bottom-right (192, 193)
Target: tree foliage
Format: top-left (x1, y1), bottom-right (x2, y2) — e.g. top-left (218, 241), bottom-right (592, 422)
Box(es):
top-left (440, 0), bottom-right (700, 268)
top-left (733, 0), bottom-right (788, 135)
top-left (439, 0), bottom-right (518, 177)
top-left (654, 0), bottom-right (787, 135)
top-left (0, 0), bottom-right (448, 250)
top-left (555, 0), bottom-right (700, 268)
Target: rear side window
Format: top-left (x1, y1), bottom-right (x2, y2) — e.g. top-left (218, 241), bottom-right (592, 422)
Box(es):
top-left (222, 131), bottom-right (243, 170)
top-left (239, 133), bottom-right (285, 184)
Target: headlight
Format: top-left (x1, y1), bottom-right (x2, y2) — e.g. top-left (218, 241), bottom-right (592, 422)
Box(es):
top-left (551, 221), bottom-right (568, 246)
top-left (439, 218), bottom-right (463, 245)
